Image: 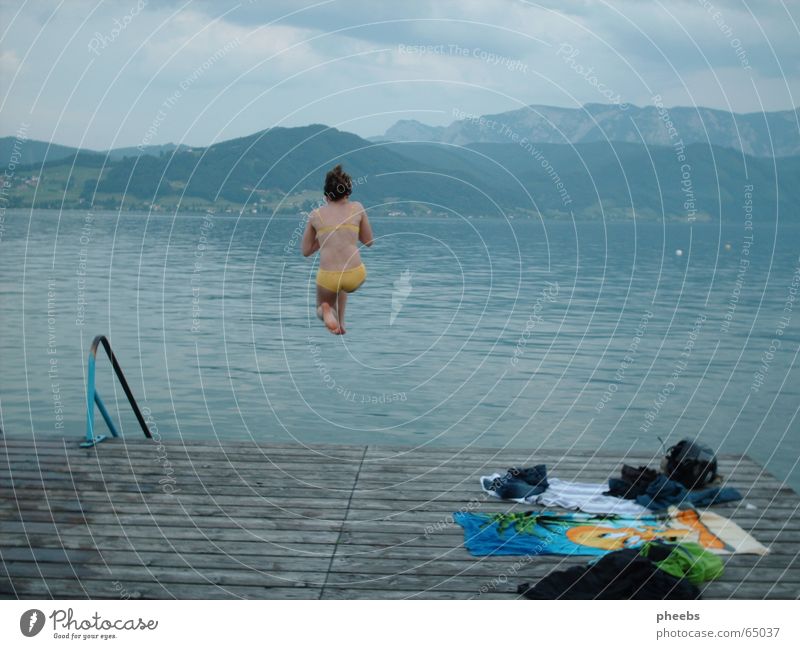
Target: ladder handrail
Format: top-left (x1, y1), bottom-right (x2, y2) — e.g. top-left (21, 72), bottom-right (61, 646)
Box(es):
top-left (82, 335), bottom-right (152, 447)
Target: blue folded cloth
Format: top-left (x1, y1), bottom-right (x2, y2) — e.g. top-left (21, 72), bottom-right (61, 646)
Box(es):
top-left (481, 464), bottom-right (549, 500)
top-left (635, 474), bottom-right (742, 511)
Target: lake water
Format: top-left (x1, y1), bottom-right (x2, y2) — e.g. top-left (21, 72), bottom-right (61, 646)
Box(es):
top-left (1, 209), bottom-right (798, 490)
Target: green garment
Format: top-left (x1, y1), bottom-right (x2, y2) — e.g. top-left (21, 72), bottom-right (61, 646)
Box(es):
top-left (640, 541), bottom-right (724, 584)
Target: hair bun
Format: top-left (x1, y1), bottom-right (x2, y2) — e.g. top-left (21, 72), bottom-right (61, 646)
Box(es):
top-left (324, 164), bottom-right (353, 201)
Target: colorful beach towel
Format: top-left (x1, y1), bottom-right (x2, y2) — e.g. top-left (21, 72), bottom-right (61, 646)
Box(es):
top-left (453, 506), bottom-right (769, 557)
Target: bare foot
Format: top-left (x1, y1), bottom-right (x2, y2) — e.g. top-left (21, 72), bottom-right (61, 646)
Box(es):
top-left (321, 303), bottom-right (341, 334)
top-left (339, 323), bottom-right (346, 334)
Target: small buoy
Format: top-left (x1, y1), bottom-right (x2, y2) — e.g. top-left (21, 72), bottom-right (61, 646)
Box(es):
top-left (724, 243), bottom-right (732, 251)
top-left (675, 249), bottom-right (683, 257)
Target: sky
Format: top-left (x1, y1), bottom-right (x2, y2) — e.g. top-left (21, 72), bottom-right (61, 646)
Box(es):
top-left (0, 0), bottom-right (798, 150)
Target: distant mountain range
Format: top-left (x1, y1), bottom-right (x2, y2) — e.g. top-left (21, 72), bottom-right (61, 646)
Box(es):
top-left (3, 102), bottom-right (798, 220)
top-left (373, 103), bottom-right (800, 158)
top-left (0, 137), bottom-right (182, 167)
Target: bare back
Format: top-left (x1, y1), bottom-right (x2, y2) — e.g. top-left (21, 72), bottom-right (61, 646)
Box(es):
top-left (311, 199), bottom-right (364, 271)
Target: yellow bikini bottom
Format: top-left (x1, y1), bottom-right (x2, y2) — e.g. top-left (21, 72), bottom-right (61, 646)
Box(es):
top-left (316, 263), bottom-right (367, 293)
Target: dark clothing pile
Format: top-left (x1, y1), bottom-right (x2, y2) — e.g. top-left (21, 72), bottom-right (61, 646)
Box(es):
top-left (517, 542), bottom-right (701, 600)
top-left (483, 464), bottom-right (549, 500)
top-left (634, 474), bottom-right (743, 511)
top-left (606, 464), bottom-right (659, 499)
top-left (605, 464), bottom-right (742, 512)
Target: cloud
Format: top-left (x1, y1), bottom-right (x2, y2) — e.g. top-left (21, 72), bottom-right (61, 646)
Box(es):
top-left (138, 8), bottom-right (323, 82)
top-left (0, 0), bottom-right (796, 149)
top-left (0, 49), bottom-right (21, 82)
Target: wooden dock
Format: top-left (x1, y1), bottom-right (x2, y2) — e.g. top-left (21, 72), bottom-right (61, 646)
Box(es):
top-left (1, 437), bottom-right (798, 599)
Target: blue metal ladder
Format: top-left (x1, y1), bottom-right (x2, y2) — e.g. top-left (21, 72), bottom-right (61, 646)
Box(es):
top-left (82, 335), bottom-right (153, 447)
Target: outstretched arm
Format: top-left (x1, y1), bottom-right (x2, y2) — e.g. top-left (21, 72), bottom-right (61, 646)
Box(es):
top-left (301, 217), bottom-right (319, 256)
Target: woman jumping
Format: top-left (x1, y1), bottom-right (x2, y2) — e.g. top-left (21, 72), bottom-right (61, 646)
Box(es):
top-left (301, 164), bottom-right (373, 335)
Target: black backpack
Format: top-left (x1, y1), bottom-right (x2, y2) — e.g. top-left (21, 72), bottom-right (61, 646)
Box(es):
top-left (661, 439), bottom-right (718, 488)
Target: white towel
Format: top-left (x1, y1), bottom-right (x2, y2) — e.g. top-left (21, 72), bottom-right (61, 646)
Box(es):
top-left (480, 474), bottom-right (651, 516)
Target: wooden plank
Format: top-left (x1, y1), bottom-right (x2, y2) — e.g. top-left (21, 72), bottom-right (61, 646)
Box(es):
top-left (0, 480), bottom-right (359, 499)
top-left (1, 488), bottom-right (350, 510)
top-left (3, 537), bottom-right (795, 582)
top-left (5, 496), bottom-right (798, 527)
top-left (2, 482), bottom-right (790, 509)
top-left (0, 521), bottom-right (342, 545)
top-left (699, 580), bottom-right (800, 599)
top-left (312, 542), bottom-right (800, 566)
top-left (0, 442), bottom-right (760, 466)
top-left (0, 438), bottom-right (365, 453)
top-left (0, 513), bottom-right (781, 545)
top-left (6, 466), bottom-right (775, 491)
top-left (2, 498), bottom-right (348, 521)
top-left (0, 532), bottom-right (338, 558)
top-left (333, 529), bottom-right (785, 549)
top-left (340, 501), bottom-right (800, 520)
top-left (5, 441), bottom-right (780, 482)
top-left (322, 582), bottom-right (800, 599)
top-left (320, 587), bottom-right (510, 600)
top-left (0, 450), bottom-right (363, 466)
top-left (6, 454), bottom-right (768, 481)
top-left (0, 546), bottom-right (332, 573)
top-left (0, 577), bottom-right (320, 599)
top-left (5, 477), bottom-right (789, 502)
top-left (1, 560), bottom-right (324, 589)
top-left (3, 510), bottom-right (342, 532)
top-left (0, 438), bottom-right (736, 460)
top-left (360, 444), bottom-right (749, 458)
top-left (1, 467), bottom-right (362, 485)
top-left (345, 487), bottom-right (796, 503)
top-left (7, 442), bottom-right (780, 484)
top-left (325, 556), bottom-right (799, 583)
top-left (0, 492), bottom-right (792, 514)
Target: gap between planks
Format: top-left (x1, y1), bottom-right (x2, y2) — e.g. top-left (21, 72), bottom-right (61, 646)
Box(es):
top-left (318, 445), bottom-right (367, 599)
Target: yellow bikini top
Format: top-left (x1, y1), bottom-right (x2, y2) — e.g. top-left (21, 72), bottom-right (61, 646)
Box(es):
top-left (315, 204), bottom-right (360, 237)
